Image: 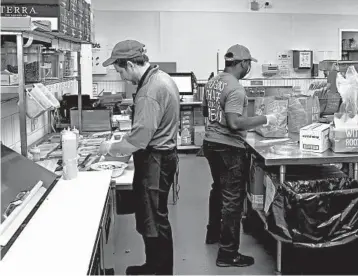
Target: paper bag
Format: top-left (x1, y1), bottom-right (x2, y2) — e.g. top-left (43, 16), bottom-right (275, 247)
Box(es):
top-left (255, 97), bottom-right (288, 138)
top-left (288, 95), bottom-right (320, 133)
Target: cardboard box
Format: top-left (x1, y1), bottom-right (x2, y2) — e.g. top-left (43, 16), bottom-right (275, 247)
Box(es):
top-left (249, 154), bottom-right (265, 210)
top-left (59, 22), bottom-right (69, 35)
top-left (181, 126), bottom-right (193, 146)
top-left (330, 126), bottom-right (358, 153)
top-left (1, 3), bottom-right (69, 31)
top-left (70, 0), bottom-right (77, 14)
top-left (300, 123), bottom-right (330, 153)
top-left (1, 72), bottom-right (19, 85)
top-left (194, 126), bottom-right (205, 146)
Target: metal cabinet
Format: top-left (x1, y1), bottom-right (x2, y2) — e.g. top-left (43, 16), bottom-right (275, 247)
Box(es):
top-left (88, 188), bottom-right (115, 275)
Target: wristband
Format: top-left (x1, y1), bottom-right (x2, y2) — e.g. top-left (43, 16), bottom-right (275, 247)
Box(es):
top-left (263, 115), bottom-right (269, 127)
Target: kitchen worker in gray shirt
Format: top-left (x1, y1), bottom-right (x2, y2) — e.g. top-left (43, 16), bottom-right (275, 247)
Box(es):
top-left (202, 44), bottom-right (278, 268)
top-left (99, 40), bottom-right (180, 275)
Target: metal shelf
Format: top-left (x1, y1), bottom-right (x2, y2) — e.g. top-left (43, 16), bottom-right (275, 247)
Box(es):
top-left (1, 16), bottom-right (88, 157)
top-left (1, 93), bottom-right (19, 104)
top-left (1, 17), bottom-right (91, 46)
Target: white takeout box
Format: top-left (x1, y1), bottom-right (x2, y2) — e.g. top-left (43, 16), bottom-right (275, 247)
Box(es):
top-left (300, 123), bottom-right (330, 153)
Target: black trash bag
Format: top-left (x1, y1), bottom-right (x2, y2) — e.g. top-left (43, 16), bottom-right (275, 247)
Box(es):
top-left (266, 177), bottom-right (358, 248)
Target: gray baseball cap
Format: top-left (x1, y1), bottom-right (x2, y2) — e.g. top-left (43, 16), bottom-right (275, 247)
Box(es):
top-left (103, 40), bottom-right (146, 67)
top-left (225, 44), bottom-right (257, 62)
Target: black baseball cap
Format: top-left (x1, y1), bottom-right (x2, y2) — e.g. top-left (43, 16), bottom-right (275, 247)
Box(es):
top-left (103, 40), bottom-right (146, 67)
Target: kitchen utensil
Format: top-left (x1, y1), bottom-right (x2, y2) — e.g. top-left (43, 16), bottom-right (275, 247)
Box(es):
top-left (78, 154), bottom-right (92, 168)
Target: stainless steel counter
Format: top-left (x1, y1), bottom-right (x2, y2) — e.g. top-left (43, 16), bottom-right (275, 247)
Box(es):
top-left (243, 132), bottom-right (358, 274)
top-left (244, 132), bottom-right (358, 166)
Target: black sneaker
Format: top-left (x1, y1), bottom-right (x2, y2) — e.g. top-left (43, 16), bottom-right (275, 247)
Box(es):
top-left (125, 264), bottom-right (156, 275)
top-left (216, 253), bottom-right (255, 267)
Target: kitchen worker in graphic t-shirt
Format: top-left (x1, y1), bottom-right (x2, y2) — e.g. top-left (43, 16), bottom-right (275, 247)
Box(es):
top-left (202, 44), bottom-right (278, 267)
top-left (99, 40), bottom-right (180, 275)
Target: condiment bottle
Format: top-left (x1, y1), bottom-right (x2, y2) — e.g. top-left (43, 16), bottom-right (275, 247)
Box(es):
top-left (72, 126), bottom-right (79, 148)
top-left (60, 127), bottom-right (70, 148)
top-left (62, 130), bottom-right (78, 180)
top-left (31, 146), bottom-right (41, 162)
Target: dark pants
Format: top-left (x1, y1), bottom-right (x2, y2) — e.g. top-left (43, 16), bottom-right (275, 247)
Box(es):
top-left (203, 140), bottom-right (248, 256)
top-left (132, 148), bottom-right (178, 275)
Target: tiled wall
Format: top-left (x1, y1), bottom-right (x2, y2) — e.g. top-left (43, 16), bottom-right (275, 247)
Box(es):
top-left (1, 100), bottom-right (49, 153)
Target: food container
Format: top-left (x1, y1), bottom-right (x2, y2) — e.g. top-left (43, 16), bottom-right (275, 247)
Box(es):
top-left (62, 130), bottom-right (77, 161)
top-left (24, 90), bottom-right (48, 119)
top-left (71, 127), bottom-right (79, 148)
top-left (30, 146), bottom-right (41, 162)
top-left (26, 86), bottom-right (53, 111)
top-left (90, 161), bottom-right (128, 178)
top-left (32, 83), bottom-right (60, 108)
top-left (300, 123), bottom-right (330, 153)
top-left (330, 125), bottom-right (358, 153)
top-left (104, 153), bottom-right (132, 163)
top-left (62, 158), bottom-right (78, 180)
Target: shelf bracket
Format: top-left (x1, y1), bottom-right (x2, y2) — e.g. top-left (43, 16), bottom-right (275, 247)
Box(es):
top-left (23, 34), bottom-right (34, 48)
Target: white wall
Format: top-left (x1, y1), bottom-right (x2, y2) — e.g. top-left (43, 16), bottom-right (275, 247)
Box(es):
top-left (1, 101), bottom-right (50, 153)
top-left (93, 0), bottom-right (358, 15)
top-left (94, 8), bottom-right (358, 79)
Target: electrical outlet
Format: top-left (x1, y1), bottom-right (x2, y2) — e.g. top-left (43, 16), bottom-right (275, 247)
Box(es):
top-left (264, 1), bottom-right (272, 8)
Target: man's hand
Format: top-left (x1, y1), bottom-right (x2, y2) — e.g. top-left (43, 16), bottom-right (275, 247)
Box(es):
top-left (98, 141), bottom-right (111, 156)
top-left (264, 114), bottom-right (279, 126)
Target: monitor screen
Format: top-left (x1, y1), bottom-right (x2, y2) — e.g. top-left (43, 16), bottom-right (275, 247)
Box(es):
top-left (169, 73), bottom-right (193, 95)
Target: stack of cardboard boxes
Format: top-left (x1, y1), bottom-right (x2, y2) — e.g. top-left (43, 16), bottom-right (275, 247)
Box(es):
top-left (59, 0), bottom-right (92, 41)
top-left (180, 106), bottom-right (206, 146)
top-left (193, 106), bottom-right (205, 146)
top-left (180, 106), bottom-right (194, 146)
top-left (1, 0), bottom-right (92, 42)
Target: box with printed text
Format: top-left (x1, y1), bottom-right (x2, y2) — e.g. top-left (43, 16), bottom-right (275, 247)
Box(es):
top-left (300, 123), bottom-right (330, 153)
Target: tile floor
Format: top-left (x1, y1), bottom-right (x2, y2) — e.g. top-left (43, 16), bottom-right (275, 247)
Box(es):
top-left (113, 154), bottom-right (275, 275)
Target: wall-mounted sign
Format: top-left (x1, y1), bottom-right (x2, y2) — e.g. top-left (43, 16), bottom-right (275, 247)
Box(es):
top-left (293, 50), bottom-right (313, 69)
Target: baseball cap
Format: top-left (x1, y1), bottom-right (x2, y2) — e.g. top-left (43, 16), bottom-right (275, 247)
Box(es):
top-left (102, 40), bottom-right (146, 67)
top-left (225, 44), bottom-right (257, 62)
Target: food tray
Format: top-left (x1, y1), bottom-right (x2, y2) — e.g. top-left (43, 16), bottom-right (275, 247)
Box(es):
top-left (90, 161), bottom-right (128, 178)
top-left (80, 138), bottom-right (105, 146)
top-left (78, 146), bottom-right (99, 156)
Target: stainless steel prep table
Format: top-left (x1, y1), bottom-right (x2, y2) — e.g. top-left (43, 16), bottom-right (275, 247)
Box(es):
top-left (243, 132), bottom-right (358, 275)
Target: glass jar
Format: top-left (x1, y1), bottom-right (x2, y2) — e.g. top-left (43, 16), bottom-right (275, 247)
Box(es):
top-left (41, 48), bottom-right (60, 81)
top-left (3, 42), bottom-right (17, 71)
top-left (24, 45), bottom-right (42, 83)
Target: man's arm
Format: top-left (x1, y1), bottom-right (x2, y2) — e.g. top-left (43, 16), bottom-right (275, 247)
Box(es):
top-left (225, 88), bottom-right (267, 131)
top-left (226, 113), bottom-right (267, 131)
top-left (108, 96), bottom-right (163, 155)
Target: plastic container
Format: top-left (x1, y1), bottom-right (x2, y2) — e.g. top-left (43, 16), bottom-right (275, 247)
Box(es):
top-left (33, 83), bottom-right (60, 108)
top-left (26, 86), bottom-right (52, 110)
top-left (62, 158), bottom-right (78, 180)
top-left (71, 127), bottom-right (79, 148)
top-left (30, 146), bottom-right (41, 162)
top-left (62, 130), bottom-right (77, 161)
top-left (24, 90), bottom-right (48, 119)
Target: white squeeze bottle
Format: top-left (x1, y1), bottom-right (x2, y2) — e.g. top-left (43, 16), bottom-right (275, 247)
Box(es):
top-left (62, 130), bottom-right (78, 180)
top-left (60, 127), bottom-right (70, 147)
top-left (71, 126), bottom-right (79, 148)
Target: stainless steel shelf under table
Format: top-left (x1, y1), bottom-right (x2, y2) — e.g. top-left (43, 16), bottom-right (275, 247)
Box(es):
top-left (243, 132), bottom-right (358, 275)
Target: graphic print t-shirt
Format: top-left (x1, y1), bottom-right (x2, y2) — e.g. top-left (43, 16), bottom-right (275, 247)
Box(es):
top-left (202, 72), bottom-right (248, 148)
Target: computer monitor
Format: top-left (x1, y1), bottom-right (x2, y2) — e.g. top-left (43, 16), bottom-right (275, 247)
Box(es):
top-left (169, 73), bottom-right (193, 96)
